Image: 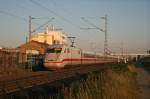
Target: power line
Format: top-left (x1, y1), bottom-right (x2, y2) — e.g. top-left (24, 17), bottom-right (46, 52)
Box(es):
top-left (81, 17), bottom-right (104, 32)
top-left (50, 0), bottom-right (74, 18)
top-left (0, 10), bottom-right (26, 22)
top-left (15, 3), bottom-right (33, 13)
top-left (81, 15), bottom-right (109, 57)
top-left (28, 16), bottom-right (55, 40)
top-left (29, 0), bottom-right (80, 28)
top-left (32, 17), bottom-right (55, 33)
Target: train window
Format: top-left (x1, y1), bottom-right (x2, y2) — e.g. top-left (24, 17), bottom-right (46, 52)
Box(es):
top-left (78, 50), bottom-right (80, 54)
top-left (67, 48), bottom-right (70, 53)
top-left (64, 49), bottom-right (66, 53)
top-left (0, 56), bottom-right (2, 65)
top-left (46, 48), bottom-right (62, 53)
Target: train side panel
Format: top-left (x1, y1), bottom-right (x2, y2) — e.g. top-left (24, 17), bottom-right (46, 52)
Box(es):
top-left (44, 44), bottom-right (118, 70)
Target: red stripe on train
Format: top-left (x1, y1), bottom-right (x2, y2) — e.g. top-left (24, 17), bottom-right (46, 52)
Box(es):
top-left (45, 58), bottom-right (97, 64)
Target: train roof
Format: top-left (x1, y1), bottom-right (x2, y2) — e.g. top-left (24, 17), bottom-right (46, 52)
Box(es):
top-left (47, 44), bottom-right (64, 48)
top-left (47, 44), bottom-right (80, 50)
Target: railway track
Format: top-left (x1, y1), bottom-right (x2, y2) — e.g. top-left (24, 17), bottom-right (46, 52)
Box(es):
top-left (0, 63), bottom-right (112, 96)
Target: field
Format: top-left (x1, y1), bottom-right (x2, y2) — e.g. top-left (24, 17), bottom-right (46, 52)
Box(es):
top-left (17, 64), bottom-right (138, 99)
top-left (56, 64), bottom-right (139, 99)
top-left (0, 52), bottom-right (140, 99)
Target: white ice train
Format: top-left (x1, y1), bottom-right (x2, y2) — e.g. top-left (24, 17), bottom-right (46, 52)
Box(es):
top-left (44, 44), bottom-right (117, 70)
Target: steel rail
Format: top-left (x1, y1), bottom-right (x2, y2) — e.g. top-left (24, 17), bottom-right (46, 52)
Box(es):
top-left (0, 62), bottom-right (116, 96)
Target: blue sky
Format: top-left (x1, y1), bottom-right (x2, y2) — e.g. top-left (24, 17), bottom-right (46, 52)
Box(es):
top-left (0, 0), bottom-right (150, 53)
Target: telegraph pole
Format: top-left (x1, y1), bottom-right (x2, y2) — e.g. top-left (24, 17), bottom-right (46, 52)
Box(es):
top-left (28, 16), bottom-right (54, 41)
top-left (81, 14), bottom-right (109, 57)
top-left (102, 15), bottom-right (108, 57)
top-left (121, 42), bottom-right (124, 57)
top-left (29, 16), bottom-right (32, 41)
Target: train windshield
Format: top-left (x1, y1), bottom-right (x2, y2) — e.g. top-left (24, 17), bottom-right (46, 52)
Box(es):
top-left (46, 48), bottom-right (62, 53)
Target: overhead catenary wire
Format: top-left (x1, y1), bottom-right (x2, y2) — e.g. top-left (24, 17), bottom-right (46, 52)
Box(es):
top-left (12, 1), bottom-right (50, 26)
top-left (81, 16), bottom-right (109, 57)
top-left (49, 0), bottom-right (95, 36)
top-left (0, 10), bottom-right (26, 22)
top-left (81, 17), bottom-right (104, 32)
top-left (30, 17), bottom-right (55, 26)
top-left (31, 17), bottom-right (55, 33)
top-left (49, 0), bottom-right (82, 30)
top-left (29, 0), bottom-right (81, 29)
top-left (49, 0), bottom-right (74, 18)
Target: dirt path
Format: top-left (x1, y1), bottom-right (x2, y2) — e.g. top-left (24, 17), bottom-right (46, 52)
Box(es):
top-left (136, 67), bottom-right (150, 99)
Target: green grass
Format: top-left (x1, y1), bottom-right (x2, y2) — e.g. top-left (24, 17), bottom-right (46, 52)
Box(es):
top-left (6, 64), bottom-right (139, 99)
top-left (47, 64), bottom-right (139, 99)
top-left (59, 70), bottom-right (138, 99)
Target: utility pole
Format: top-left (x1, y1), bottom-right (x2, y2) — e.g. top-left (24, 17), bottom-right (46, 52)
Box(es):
top-left (121, 42), bottom-right (124, 57)
top-left (101, 15), bottom-right (108, 57)
top-left (29, 16), bottom-right (32, 41)
top-left (28, 16), bottom-right (54, 41)
top-left (81, 14), bottom-right (109, 57)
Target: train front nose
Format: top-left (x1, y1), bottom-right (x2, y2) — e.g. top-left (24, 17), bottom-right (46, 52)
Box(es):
top-left (44, 60), bottom-right (64, 70)
top-left (44, 49), bottom-right (64, 70)
top-left (44, 62), bottom-right (56, 70)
